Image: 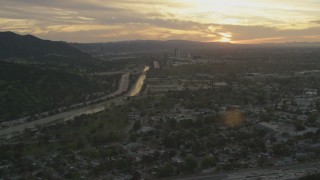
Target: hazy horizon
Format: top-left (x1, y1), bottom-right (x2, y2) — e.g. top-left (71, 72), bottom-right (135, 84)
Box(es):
top-left (4, 31), bottom-right (320, 46)
top-left (1, 0), bottom-right (320, 44)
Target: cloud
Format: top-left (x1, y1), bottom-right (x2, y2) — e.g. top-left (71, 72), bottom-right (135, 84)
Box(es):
top-left (0, 0), bottom-right (320, 43)
top-left (311, 20), bottom-right (320, 24)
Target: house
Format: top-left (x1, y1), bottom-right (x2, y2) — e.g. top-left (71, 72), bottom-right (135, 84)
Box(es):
top-left (257, 122), bottom-right (279, 132)
top-left (259, 153), bottom-right (271, 160)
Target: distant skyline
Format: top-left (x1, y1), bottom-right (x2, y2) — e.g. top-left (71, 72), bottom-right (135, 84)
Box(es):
top-left (1, 0), bottom-right (320, 43)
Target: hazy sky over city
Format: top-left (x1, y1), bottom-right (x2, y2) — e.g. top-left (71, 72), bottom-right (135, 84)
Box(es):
top-left (1, 0), bottom-right (320, 43)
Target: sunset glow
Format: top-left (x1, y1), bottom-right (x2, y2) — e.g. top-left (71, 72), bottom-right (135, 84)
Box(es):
top-left (218, 32), bottom-right (232, 42)
top-left (0, 0), bottom-right (319, 43)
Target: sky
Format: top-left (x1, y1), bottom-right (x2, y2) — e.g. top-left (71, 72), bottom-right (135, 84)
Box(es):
top-left (0, 0), bottom-right (320, 43)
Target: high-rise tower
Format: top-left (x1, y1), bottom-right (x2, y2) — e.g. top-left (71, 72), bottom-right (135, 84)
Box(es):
top-left (174, 48), bottom-right (180, 59)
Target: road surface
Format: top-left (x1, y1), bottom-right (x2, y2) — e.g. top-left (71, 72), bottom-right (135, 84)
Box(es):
top-left (173, 161), bottom-right (320, 180)
top-left (128, 66), bottom-right (149, 96)
top-left (0, 96), bottom-right (127, 138)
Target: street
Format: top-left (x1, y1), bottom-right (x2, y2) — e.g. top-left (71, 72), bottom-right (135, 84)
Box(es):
top-left (173, 161), bottom-right (320, 180)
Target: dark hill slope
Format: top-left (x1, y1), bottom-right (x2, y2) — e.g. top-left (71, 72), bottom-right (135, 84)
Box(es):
top-left (0, 61), bottom-right (119, 122)
top-left (0, 31), bottom-right (94, 63)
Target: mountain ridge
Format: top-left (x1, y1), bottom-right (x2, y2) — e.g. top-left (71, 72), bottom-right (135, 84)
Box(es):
top-left (71, 39), bottom-right (320, 55)
top-left (0, 31), bottom-right (95, 63)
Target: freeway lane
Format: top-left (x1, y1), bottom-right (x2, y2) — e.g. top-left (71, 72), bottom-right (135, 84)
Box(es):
top-left (128, 66), bottom-right (149, 96)
top-left (173, 161), bottom-right (320, 180)
top-left (0, 96), bottom-right (127, 138)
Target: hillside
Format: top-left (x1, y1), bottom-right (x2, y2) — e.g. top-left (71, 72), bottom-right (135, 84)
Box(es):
top-left (0, 31), bottom-right (95, 63)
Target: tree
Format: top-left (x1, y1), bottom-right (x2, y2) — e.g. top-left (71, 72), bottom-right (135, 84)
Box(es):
top-left (115, 159), bottom-right (128, 171)
top-left (132, 120), bottom-right (141, 131)
top-left (295, 122), bottom-right (306, 131)
top-left (163, 135), bottom-right (177, 148)
top-left (167, 118), bottom-right (177, 129)
top-left (132, 171), bottom-right (141, 180)
top-left (201, 156), bottom-right (217, 169)
top-left (307, 114), bottom-right (318, 124)
top-left (272, 143), bottom-right (290, 156)
top-left (316, 100), bottom-right (320, 112)
top-left (300, 173), bottom-right (320, 180)
top-left (156, 163), bottom-right (174, 178)
top-left (182, 158), bottom-right (197, 173)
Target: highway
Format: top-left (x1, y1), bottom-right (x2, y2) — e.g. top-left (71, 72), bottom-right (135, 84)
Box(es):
top-left (1, 72), bottom-right (131, 128)
top-left (0, 95), bottom-right (127, 138)
top-left (0, 66), bottom-right (149, 138)
top-left (128, 66), bottom-right (149, 96)
top-left (173, 161), bottom-right (320, 180)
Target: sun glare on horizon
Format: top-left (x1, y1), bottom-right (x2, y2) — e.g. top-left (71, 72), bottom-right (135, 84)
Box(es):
top-left (218, 32), bottom-right (232, 43)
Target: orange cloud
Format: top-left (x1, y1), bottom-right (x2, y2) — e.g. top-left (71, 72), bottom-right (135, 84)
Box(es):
top-left (1, 0), bottom-right (320, 43)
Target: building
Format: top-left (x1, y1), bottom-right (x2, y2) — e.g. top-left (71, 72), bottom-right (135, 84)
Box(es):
top-left (166, 59), bottom-right (173, 67)
top-left (192, 55), bottom-right (202, 60)
top-left (304, 89), bottom-right (318, 97)
top-left (146, 84), bottom-right (183, 93)
top-left (174, 48), bottom-right (180, 59)
top-left (257, 122), bottom-right (279, 132)
top-left (153, 61), bottom-right (160, 69)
